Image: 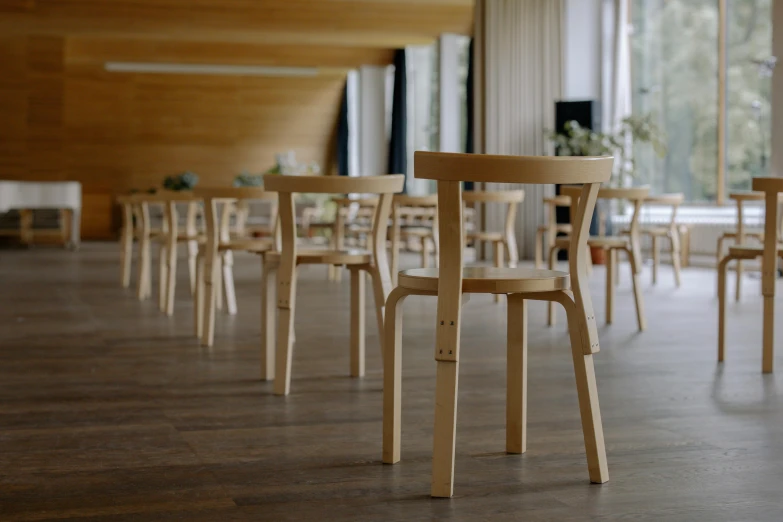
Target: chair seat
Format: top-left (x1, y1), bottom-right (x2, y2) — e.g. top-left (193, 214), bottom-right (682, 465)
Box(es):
top-left (467, 231), bottom-right (504, 242)
top-left (554, 236), bottom-right (629, 248)
top-left (727, 244), bottom-right (783, 259)
top-left (220, 238), bottom-right (274, 253)
top-left (718, 231), bottom-right (764, 239)
top-left (400, 227), bottom-right (433, 237)
top-left (537, 224), bottom-right (572, 233)
top-left (397, 267), bottom-right (570, 294)
top-left (619, 226), bottom-right (671, 237)
top-left (266, 248), bottom-right (372, 266)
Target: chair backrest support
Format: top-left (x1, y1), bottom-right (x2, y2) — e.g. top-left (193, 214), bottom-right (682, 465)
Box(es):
top-left (414, 151), bottom-right (612, 360)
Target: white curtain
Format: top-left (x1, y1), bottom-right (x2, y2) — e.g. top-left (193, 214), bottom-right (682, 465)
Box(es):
top-left (476, 0), bottom-right (565, 259)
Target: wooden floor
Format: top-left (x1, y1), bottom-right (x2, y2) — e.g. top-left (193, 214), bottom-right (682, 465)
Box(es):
top-left (1, 243), bottom-right (783, 521)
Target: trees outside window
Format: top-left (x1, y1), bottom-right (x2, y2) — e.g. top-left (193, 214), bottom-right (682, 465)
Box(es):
top-left (631, 0), bottom-right (772, 202)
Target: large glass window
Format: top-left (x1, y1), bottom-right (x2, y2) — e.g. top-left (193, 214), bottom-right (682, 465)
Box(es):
top-left (631, 0), bottom-right (719, 201)
top-left (631, 0), bottom-right (773, 202)
top-left (727, 0), bottom-right (773, 191)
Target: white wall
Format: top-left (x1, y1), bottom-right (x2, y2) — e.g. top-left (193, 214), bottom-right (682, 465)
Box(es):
top-left (563, 0), bottom-right (603, 100)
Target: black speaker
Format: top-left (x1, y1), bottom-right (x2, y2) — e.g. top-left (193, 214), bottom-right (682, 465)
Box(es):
top-left (555, 100), bottom-right (602, 133)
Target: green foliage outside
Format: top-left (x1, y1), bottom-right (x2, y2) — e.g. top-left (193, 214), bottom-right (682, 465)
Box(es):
top-left (631, 0), bottom-right (772, 201)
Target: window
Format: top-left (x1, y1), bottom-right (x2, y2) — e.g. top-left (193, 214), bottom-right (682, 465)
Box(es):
top-left (630, 0), bottom-right (773, 202)
top-left (727, 0), bottom-right (773, 191)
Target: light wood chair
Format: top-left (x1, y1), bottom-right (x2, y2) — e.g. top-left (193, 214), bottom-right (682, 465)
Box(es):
top-left (262, 174), bottom-right (404, 394)
top-left (382, 152), bottom-right (611, 498)
top-left (154, 191), bottom-right (204, 316)
top-left (328, 196), bottom-right (379, 282)
top-left (463, 190), bottom-right (524, 302)
top-left (128, 193), bottom-right (166, 302)
top-left (390, 194), bottom-right (439, 286)
top-left (716, 192), bottom-right (766, 301)
top-left (621, 193), bottom-right (684, 287)
top-left (193, 187), bottom-right (278, 347)
top-left (718, 177), bottom-right (783, 373)
top-left (549, 186), bottom-right (649, 332)
top-left (535, 195), bottom-right (572, 269)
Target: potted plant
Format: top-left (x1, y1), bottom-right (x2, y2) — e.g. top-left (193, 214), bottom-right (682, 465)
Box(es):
top-left (163, 171), bottom-right (199, 191)
top-left (547, 114), bottom-right (666, 263)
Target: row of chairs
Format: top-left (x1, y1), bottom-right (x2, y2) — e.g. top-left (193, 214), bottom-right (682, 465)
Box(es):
top-left (116, 154), bottom-right (783, 498)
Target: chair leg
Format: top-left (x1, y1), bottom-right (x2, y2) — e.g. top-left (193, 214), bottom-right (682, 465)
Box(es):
top-left (137, 237), bottom-right (150, 300)
top-left (165, 240), bottom-right (177, 317)
top-left (215, 258), bottom-right (224, 312)
top-left (222, 251), bottom-right (238, 316)
top-left (158, 245), bottom-right (168, 313)
top-left (421, 236), bottom-right (430, 269)
top-left (202, 251), bottom-right (220, 348)
top-left (626, 247), bottom-right (646, 332)
top-left (716, 235), bottom-right (726, 269)
top-left (763, 296), bottom-right (774, 374)
top-left (612, 248), bottom-right (619, 287)
top-left (506, 234), bottom-right (519, 269)
top-left (350, 267), bottom-right (366, 378)
top-left (493, 241), bottom-right (504, 303)
top-left (382, 287), bottom-right (411, 465)
top-left (735, 258), bottom-right (743, 303)
top-left (506, 294), bottom-right (527, 454)
top-left (605, 247), bottom-right (614, 325)
top-left (273, 266), bottom-right (297, 396)
top-left (194, 252), bottom-right (205, 340)
top-left (121, 230), bottom-right (132, 289)
top-left (366, 265), bottom-right (388, 357)
top-left (561, 296), bottom-right (609, 484)
top-left (187, 240), bottom-right (198, 295)
top-left (260, 258), bottom-right (276, 381)
top-left (431, 359), bottom-right (460, 498)
top-left (670, 230), bottom-right (682, 288)
top-left (547, 246), bottom-right (559, 326)
top-left (717, 255), bottom-right (731, 363)
top-left (651, 235), bottom-right (659, 285)
top-left (535, 229), bottom-right (544, 269)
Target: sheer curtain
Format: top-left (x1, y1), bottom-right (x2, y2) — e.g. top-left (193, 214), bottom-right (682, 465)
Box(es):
top-left (474, 0), bottom-right (565, 259)
top-left (603, 0), bottom-right (632, 184)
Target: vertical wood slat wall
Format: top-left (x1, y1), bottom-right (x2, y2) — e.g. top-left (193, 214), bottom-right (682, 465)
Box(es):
top-left (474, 0), bottom-right (564, 260)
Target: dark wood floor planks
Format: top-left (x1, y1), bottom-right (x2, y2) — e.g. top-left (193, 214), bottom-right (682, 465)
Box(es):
top-left (1, 243), bottom-right (782, 521)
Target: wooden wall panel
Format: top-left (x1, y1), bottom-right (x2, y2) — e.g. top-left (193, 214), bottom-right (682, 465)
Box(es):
top-left (0, 37), bottom-right (345, 239)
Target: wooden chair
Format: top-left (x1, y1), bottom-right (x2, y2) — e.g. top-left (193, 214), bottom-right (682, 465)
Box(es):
top-left (718, 178), bottom-right (783, 373)
top-left (328, 196), bottom-right (379, 282)
top-left (390, 194), bottom-right (439, 286)
top-left (621, 193), bottom-right (684, 287)
top-left (153, 191), bottom-right (204, 316)
top-left (716, 192), bottom-right (765, 301)
top-left (128, 193), bottom-right (165, 302)
top-left (262, 174), bottom-right (404, 394)
top-left (382, 152), bottom-right (611, 498)
top-left (535, 195), bottom-right (572, 269)
top-left (193, 188), bottom-right (278, 347)
top-left (549, 186), bottom-right (649, 332)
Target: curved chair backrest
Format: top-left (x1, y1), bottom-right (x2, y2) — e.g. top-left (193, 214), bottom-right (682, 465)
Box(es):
top-left (194, 187), bottom-right (278, 247)
top-left (462, 190), bottom-right (525, 240)
top-left (264, 174), bottom-right (405, 296)
top-left (414, 151), bottom-right (612, 358)
top-left (645, 193), bottom-right (684, 227)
